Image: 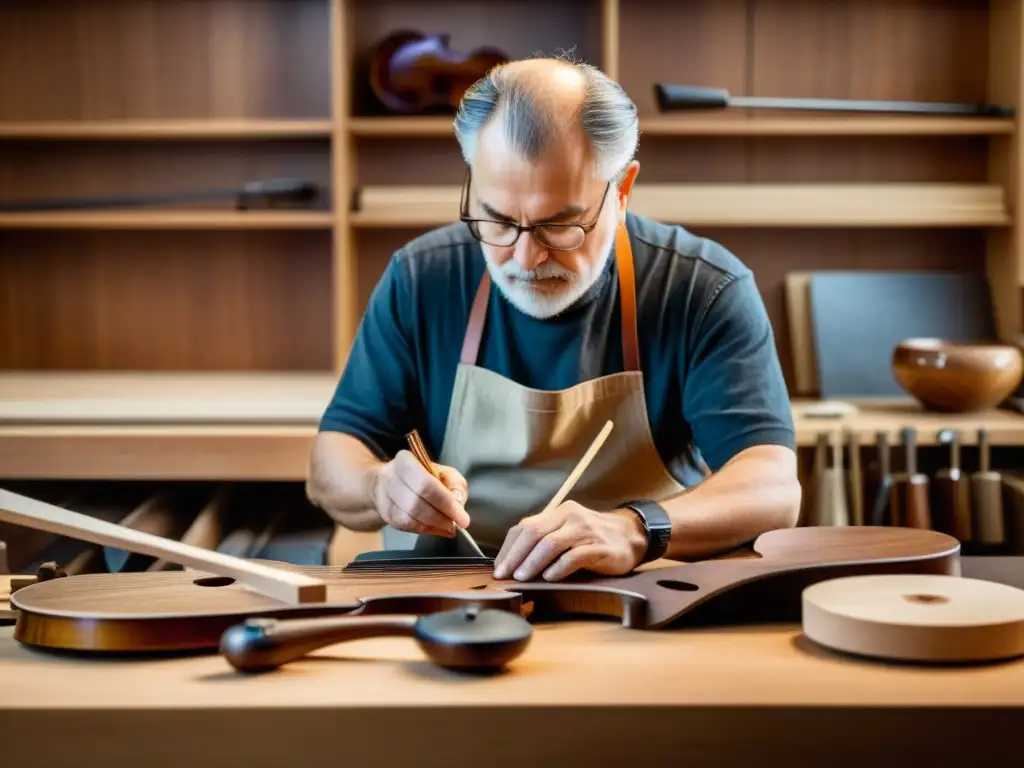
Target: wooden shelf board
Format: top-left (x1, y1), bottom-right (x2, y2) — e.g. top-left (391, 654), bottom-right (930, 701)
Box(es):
top-left (791, 398), bottom-right (1024, 446)
top-left (348, 115), bottom-right (1016, 138)
top-left (2, 374), bottom-right (1024, 479)
top-left (0, 210), bottom-right (335, 230)
top-left (352, 183), bottom-right (1011, 228)
top-left (0, 119), bottom-right (335, 140)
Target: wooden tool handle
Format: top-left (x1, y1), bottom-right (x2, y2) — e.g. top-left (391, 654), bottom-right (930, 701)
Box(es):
top-left (537, 420), bottom-right (614, 515)
top-left (973, 428), bottom-right (1006, 546)
top-left (0, 488), bottom-right (327, 605)
top-left (220, 614), bottom-right (418, 672)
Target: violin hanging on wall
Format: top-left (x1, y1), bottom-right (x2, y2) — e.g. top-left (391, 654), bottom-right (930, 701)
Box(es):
top-left (369, 30), bottom-right (509, 115)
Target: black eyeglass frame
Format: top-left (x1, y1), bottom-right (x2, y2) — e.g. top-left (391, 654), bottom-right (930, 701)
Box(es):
top-left (458, 168), bottom-right (612, 252)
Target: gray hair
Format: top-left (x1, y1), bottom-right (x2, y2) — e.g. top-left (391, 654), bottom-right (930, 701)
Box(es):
top-left (452, 58), bottom-right (639, 181)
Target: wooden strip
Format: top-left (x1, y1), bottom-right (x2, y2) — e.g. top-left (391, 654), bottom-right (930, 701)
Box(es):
top-left (346, 116), bottom-right (1016, 137)
top-left (353, 183), bottom-right (1010, 228)
top-left (0, 489), bottom-right (327, 605)
top-left (538, 421), bottom-right (614, 516)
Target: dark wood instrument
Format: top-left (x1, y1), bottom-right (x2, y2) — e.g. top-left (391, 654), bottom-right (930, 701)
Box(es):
top-left (369, 31), bottom-right (509, 114)
top-left (221, 604), bottom-right (533, 674)
top-left (9, 526), bottom-right (961, 656)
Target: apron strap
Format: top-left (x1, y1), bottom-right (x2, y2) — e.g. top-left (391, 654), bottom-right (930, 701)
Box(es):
top-left (460, 220), bottom-right (640, 372)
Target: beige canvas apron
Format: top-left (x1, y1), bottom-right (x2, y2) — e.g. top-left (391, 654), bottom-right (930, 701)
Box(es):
top-left (382, 222), bottom-right (688, 556)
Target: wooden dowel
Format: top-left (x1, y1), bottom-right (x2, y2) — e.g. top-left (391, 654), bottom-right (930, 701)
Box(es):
top-left (0, 488), bottom-right (327, 605)
top-left (538, 421), bottom-right (615, 516)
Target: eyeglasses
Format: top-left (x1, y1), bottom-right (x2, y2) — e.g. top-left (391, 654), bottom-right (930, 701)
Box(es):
top-left (459, 169), bottom-right (610, 252)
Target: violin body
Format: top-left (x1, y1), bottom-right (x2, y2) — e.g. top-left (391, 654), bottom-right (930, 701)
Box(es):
top-left (10, 526), bottom-right (960, 656)
top-left (369, 30), bottom-right (509, 114)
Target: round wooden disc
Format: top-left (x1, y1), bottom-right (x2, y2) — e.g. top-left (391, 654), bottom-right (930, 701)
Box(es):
top-left (802, 574), bottom-right (1024, 663)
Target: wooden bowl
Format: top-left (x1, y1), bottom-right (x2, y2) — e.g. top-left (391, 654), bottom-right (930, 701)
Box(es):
top-left (892, 338), bottom-right (1024, 412)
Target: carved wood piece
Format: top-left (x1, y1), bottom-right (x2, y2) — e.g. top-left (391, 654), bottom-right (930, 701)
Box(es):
top-left (9, 526), bottom-right (960, 654)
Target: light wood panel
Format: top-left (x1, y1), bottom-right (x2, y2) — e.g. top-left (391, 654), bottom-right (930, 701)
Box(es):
top-left (0, 231), bottom-right (333, 370)
top-left (352, 183), bottom-right (1010, 228)
top-left (348, 115), bottom-right (1017, 137)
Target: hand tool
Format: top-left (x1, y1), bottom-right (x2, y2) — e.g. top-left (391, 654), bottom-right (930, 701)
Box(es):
top-left (931, 429), bottom-right (973, 542)
top-left (971, 427), bottom-right (1006, 549)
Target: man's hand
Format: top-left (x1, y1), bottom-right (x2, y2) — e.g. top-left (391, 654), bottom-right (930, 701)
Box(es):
top-left (493, 501), bottom-right (648, 582)
top-left (369, 450), bottom-right (471, 538)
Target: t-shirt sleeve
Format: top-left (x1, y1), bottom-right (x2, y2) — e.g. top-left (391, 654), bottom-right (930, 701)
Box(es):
top-left (318, 251), bottom-right (422, 460)
top-left (682, 273), bottom-right (796, 472)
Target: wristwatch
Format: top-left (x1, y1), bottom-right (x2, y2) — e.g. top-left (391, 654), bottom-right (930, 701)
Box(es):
top-left (619, 499), bottom-right (673, 563)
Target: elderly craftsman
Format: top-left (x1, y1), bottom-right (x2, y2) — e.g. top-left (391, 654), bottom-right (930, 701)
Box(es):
top-left (307, 56), bottom-right (800, 582)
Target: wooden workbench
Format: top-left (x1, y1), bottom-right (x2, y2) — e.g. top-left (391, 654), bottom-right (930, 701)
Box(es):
top-left (1, 613), bottom-right (1022, 766)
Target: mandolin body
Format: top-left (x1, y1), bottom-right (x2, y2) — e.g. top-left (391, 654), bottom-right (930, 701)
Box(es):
top-left (10, 526), bottom-right (961, 655)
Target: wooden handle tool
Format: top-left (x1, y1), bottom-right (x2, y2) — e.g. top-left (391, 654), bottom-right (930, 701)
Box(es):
top-left (869, 431), bottom-right (893, 526)
top-left (827, 430), bottom-right (849, 526)
top-left (0, 487), bottom-right (327, 605)
top-left (932, 429), bottom-right (973, 542)
top-left (971, 427), bottom-right (1006, 548)
top-left (406, 429), bottom-right (485, 557)
top-left (890, 426), bottom-right (931, 529)
top-left (538, 420), bottom-right (614, 516)
top-left (845, 429), bottom-right (864, 526)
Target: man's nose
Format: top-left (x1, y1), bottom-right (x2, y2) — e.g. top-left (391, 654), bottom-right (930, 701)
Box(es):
top-left (513, 231), bottom-right (547, 270)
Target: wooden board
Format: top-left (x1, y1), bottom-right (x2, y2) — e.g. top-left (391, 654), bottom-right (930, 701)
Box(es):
top-left (785, 272), bottom-right (818, 395)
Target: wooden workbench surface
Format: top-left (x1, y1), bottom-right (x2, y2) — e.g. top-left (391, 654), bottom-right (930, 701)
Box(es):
top-left (1, 617), bottom-right (1022, 766)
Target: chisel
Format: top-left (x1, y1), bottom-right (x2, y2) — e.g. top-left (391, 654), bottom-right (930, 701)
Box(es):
top-left (971, 427), bottom-right (1006, 549)
top-left (931, 429), bottom-right (973, 542)
top-left (869, 431), bottom-right (893, 526)
top-left (846, 429), bottom-right (864, 526)
top-left (890, 426), bottom-right (931, 529)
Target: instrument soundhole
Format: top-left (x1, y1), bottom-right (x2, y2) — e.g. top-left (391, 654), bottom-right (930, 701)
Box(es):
top-left (193, 576), bottom-right (236, 588)
top-left (657, 579), bottom-right (699, 592)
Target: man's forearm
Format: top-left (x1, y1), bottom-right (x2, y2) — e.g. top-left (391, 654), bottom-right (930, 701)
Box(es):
top-left (657, 445), bottom-right (802, 560)
top-left (306, 431), bottom-right (387, 531)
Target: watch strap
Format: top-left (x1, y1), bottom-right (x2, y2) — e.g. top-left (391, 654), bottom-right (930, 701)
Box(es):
top-left (620, 499), bottom-right (672, 563)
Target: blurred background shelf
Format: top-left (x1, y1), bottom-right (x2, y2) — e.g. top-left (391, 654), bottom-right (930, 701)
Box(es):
top-left (352, 183), bottom-right (1011, 228)
top-left (348, 115), bottom-right (1018, 138)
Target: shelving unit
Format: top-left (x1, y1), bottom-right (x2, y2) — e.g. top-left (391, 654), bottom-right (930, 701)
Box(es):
top-left (3, 0), bottom-right (1024, 482)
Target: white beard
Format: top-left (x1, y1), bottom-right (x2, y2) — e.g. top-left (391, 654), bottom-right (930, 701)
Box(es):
top-left (486, 247), bottom-right (611, 319)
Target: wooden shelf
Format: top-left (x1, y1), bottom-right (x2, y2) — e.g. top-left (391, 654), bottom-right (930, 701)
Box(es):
top-left (352, 183), bottom-right (1011, 228)
top-left (348, 115), bottom-right (1016, 138)
top-left (0, 120), bottom-right (335, 140)
top-left (2, 374), bottom-right (1023, 480)
top-left (791, 398), bottom-right (1024, 447)
top-left (0, 210), bottom-right (335, 230)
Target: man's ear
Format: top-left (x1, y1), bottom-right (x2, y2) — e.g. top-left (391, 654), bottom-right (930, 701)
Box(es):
top-left (616, 161), bottom-right (640, 217)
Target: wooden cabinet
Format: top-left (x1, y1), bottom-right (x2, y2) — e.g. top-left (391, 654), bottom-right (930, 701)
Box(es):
top-left (2, 0), bottom-right (1023, 478)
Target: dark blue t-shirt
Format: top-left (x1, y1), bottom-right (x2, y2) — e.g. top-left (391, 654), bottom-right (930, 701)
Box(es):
top-left (319, 211), bottom-right (795, 487)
